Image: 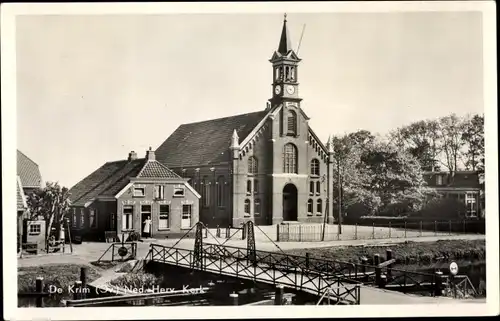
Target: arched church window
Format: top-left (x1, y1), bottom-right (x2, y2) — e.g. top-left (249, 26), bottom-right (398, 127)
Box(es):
top-left (247, 180), bottom-right (252, 195)
top-left (307, 199), bottom-right (313, 214)
top-left (248, 156), bottom-right (258, 174)
top-left (275, 67), bottom-right (280, 81)
top-left (316, 181), bottom-right (321, 195)
top-left (217, 176), bottom-right (225, 207)
top-left (317, 199), bottom-right (323, 214)
top-left (244, 199), bottom-right (251, 215)
top-left (279, 66), bottom-right (284, 81)
top-left (287, 110), bottom-right (297, 136)
top-left (202, 176), bottom-right (210, 207)
top-left (290, 67), bottom-right (295, 81)
top-left (283, 143), bottom-right (298, 174)
top-left (310, 159), bottom-right (320, 177)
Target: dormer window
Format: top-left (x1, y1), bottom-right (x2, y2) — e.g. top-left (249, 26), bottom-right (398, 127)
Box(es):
top-left (133, 187), bottom-right (145, 197)
top-left (173, 187), bottom-right (185, 197)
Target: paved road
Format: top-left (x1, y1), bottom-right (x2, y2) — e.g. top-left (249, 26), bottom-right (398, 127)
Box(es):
top-left (17, 233), bottom-right (485, 268)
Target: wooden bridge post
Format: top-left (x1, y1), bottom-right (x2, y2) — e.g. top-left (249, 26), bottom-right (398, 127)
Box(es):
top-left (448, 220), bottom-right (452, 235)
top-left (404, 221), bottom-right (407, 238)
top-left (374, 254), bottom-right (381, 286)
top-left (355, 224), bottom-right (358, 240)
top-left (35, 277), bottom-right (44, 307)
top-left (360, 257), bottom-right (368, 275)
top-left (419, 221), bottom-right (423, 236)
top-left (276, 224), bottom-right (280, 242)
top-left (229, 293), bottom-right (239, 305)
top-left (386, 249), bottom-right (393, 281)
top-left (274, 285), bottom-right (284, 305)
top-left (305, 253), bottom-right (310, 270)
top-left (80, 267), bottom-right (88, 299)
top-left (372, 223), bottom-right (375, 239)
top-left (434, 271), bottom-right (443, 297)
top-left (434, 221), bottom-right (437, 236)
top-left (73, 281), bottom-right (82, 300)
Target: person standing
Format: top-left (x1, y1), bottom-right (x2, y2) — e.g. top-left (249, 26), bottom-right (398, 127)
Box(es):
top-left (143, 216), bottom-right (152, 238)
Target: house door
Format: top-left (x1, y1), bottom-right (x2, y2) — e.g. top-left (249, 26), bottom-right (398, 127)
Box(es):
top-left (283, 184), bottom-right (298, 221)
top-left (181, 204), bottom-right (192, 229)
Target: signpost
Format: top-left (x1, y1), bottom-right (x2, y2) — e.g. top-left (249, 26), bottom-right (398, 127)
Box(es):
top-left (449, 261), bottom-right (459, 298)
top-left (449, 261), bottom-right (459, 275)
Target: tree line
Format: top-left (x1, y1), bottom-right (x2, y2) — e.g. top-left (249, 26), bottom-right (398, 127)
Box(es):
top-left (331, 113), bottom-right (484, 218)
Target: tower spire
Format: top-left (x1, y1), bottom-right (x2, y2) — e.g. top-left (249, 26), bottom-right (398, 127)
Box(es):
top-left (278, 13), bottom-right (292, 54)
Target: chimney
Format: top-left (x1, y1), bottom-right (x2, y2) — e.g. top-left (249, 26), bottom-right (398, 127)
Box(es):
top-left (146, 147), bottom-right (155, 161)
top-left (128, 151), bottom-right (137, 161)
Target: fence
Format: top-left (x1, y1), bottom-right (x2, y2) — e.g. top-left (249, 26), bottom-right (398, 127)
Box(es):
top-left (276, 220), bottom-right (483, 242)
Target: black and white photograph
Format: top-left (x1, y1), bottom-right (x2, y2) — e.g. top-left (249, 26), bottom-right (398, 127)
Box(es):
top-left (1, 1), bottom-right (498, 319)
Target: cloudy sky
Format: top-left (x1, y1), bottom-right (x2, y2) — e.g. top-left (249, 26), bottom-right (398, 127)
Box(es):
top-left (16, 11), bottom-right (484, 188)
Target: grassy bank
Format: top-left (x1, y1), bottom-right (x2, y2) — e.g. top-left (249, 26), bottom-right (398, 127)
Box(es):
top-left (18, 264), bottom-right (101, 307)
top-left (282, 239), bottom-right (486, 265)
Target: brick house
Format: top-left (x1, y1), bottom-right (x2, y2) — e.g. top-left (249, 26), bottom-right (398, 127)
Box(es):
top-left (423, 170), bottom-right (482, 218)
top-left (17, 150), bottom-right (43, 239)
top-left (68, 149), bottom-right (200, 241)
top-left (155, 16), bottom-right (335, 228)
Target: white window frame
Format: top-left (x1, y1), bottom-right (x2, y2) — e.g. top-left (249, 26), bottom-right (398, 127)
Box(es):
top-left (173, 187), bottom-right (185, 198)
top-left (72, 208), bottom-right (77, 228)
top-left (133, 187), bottom-right (145, 197)
top-left (181, 205), bottom-right (192, 229)
top-left (465, 192), bottom-right (477, 217)
top-left (29, 223), bottom-right (41, 235)
top-left (122, 205), bottom-right (134, 231)
top-left (155, 185), bottom-right (165, 199)
top-left (80, 208), bottom-right (85, 228)
top-left (158, 204), bottom-right (170, 230)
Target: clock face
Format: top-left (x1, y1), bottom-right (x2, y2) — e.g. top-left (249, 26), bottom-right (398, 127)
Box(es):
top-left (286, 85), bottom-right (295, 94)
top-left (274, 85), bottom-right (281, 95)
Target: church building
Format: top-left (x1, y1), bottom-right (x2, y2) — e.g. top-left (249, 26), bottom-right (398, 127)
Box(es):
top-left (156, 16), bottom-right (335, 228)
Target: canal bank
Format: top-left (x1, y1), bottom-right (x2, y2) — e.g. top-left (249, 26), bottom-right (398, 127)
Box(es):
top-left (282, 239), bottom-right (486, 297)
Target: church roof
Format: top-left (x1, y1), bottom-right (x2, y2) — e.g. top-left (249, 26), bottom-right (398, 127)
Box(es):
top-left (17, 150), bottom-right (42, 188)
top-left (155, 110), bottom-right (268, 168)
top-left (69, 154), bottom-right (181, 207)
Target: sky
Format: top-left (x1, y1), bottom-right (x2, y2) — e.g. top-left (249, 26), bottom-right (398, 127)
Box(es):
top-left (15, 11), bottom-right (485, 188)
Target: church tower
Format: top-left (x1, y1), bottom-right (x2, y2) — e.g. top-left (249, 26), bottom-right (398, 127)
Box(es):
top-left (269, 14), bottom-right (302, 107)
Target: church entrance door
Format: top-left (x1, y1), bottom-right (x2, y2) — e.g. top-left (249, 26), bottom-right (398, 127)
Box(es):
top-left (283, 184), bottom-right (298, 221)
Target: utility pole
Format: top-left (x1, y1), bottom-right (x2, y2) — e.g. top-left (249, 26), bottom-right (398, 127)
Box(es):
top-left (337, 158), bottom-right (342, 235)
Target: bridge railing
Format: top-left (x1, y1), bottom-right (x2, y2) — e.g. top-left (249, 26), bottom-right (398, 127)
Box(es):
top-left (149, 243), bottom-right (440, 298)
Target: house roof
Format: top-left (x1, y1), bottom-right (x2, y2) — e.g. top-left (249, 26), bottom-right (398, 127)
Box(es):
top-left (155, 110), bottom-right (268, 168)
top-left (17, 176), bottom-right (27, 211)
top-left (17, 150), bottom-right (42, 188)
top-left (69, 156), bottom-right (181, 207)
top-left (423, 171), bottom-right (481, 189)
